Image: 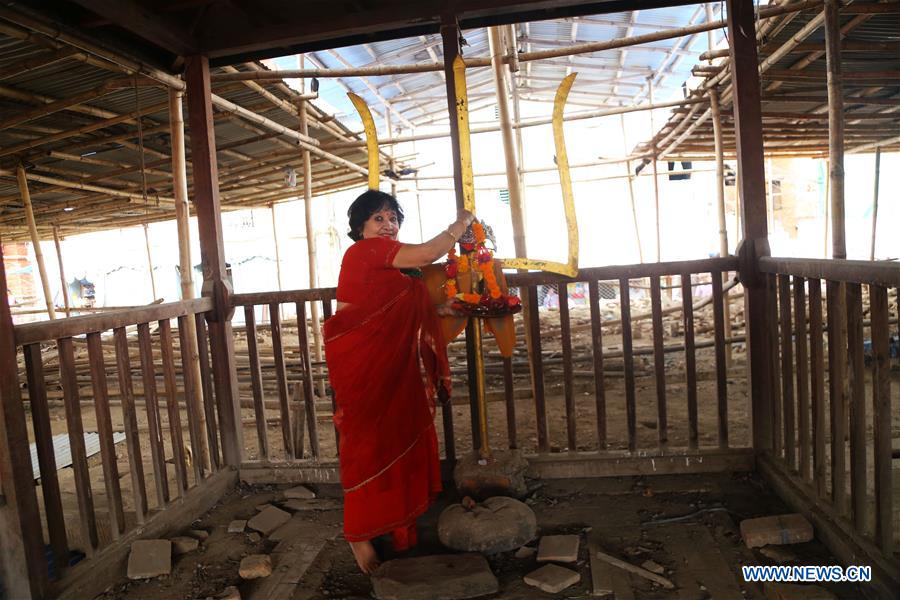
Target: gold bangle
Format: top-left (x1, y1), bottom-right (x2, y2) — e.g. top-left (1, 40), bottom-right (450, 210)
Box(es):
top-left (445, 227), bottom-right (459, 242)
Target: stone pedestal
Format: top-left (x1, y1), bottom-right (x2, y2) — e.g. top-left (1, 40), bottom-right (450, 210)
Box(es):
top-left (453, 449), bottom-right (528, 499)
top-left (438, 496), bottom-right (537, 554)
top-left (372, 554), bottom-right (498, 600)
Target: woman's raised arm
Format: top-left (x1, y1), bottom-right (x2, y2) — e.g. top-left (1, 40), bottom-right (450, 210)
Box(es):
top-left (392, 209), bottom-right (475, 268)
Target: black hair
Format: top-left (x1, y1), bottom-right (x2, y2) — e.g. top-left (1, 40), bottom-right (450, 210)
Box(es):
top-left (346, 190), bottom-right (404, 241)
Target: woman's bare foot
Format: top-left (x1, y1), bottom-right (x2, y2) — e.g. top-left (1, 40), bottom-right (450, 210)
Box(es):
top-left (349, 540), bottom-right (380, 574)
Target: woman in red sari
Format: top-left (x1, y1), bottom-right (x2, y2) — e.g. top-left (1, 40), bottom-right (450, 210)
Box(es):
top-left (324, 190), bottom-right (474, 574)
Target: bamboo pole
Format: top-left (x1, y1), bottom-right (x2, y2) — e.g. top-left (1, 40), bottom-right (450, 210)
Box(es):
top-left (143, 224), bottom-right (157, 301)
top-left (825, 0), bottom-right (845, 260)
top-left (619, 113), bottom-right (643, 263)
top-left (299, 95), bottom-right (326, 398)
top-left (489, 26), bottom-right (527, 260)
top-left (709, 88), bottom-right (732, 366)
top-left (51, 226), bottom-right (70, 318)
top-left (870, 147), bottom-right (880, 261)
top-left (270, 204), bottom-right (283, 291)
top-left (168, 87), bottom-right (207, 467)
top-left (16, 164), bottom-right (55, 319)
top-left (648, 78), bottom-right (662, 266)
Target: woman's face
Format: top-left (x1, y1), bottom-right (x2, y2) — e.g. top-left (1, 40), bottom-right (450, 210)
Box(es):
top-left (361, 206), bottom-right (400, 241)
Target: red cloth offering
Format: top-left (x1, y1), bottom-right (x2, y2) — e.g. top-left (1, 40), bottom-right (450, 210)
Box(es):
top-left (324, 237), bottom-right (450, 550)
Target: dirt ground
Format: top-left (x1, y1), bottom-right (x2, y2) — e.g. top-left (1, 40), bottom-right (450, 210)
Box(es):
top-left (99, 473), bottom-right (869, 599)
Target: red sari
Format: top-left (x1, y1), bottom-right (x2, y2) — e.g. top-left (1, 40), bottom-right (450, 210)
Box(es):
top-left (323, 237), bottom-right (449, 551)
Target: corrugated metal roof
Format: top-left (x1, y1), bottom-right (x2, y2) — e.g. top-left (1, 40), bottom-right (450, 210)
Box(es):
top-left (30, 431), bottom-right (127, 480)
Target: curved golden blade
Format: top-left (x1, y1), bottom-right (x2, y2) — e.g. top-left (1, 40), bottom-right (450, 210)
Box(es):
top-left (499, 73), bottom-right (579, 277)
top-left (453, 55), bottom-right (475, 212)
top-left (347, 92), bottom-right (380, 190)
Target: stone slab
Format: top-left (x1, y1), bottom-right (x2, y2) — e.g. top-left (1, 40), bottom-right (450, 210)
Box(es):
top-left (537, 534), bottom-right (580, 563)
top-left (248, 506), bottom-right (292, 536)
top-left (171, 536), bottom-right (200, 555)
top-left (514, 546), bottom-right (535, 559)
top-left (372, 553), bottom-right (498, 600)
top-left (524, 563), bottom-right (581, 594)
top-left (741, 514), bottom-right (813, 548)
top-left (127, 539), bottom-right (172, 580)
top-left (282, 498), bottom-right (342, 512)
top-left (240, 554), bottom-right (273, 579)
top-left (187, 529), bottom-right (210, 541)
top-left (284, 485), bottom-right (316, 499)
top-left (227, 519), bottom-right (247, 533)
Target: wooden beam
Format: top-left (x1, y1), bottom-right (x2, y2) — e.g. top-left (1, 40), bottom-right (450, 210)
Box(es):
top-left (184, 54), bottom-right (243, 467)
top-left (67, 0), bottom-right (197, 55)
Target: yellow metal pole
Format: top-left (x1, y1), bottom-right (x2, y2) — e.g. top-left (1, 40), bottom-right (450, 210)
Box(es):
top-left (472, 318), bottom-right (491, 460)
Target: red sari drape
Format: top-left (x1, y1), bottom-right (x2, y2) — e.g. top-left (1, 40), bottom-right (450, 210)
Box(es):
top-left (324, 237), bottom-right (450, 551)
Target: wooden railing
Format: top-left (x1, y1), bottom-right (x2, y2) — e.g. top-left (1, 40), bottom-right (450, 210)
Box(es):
top-left (234, 256), bottom-right (747, 466)
top-left (757, 257), bottom-right (900, 590)
top-left (10, 298), bottom-right (225, 590)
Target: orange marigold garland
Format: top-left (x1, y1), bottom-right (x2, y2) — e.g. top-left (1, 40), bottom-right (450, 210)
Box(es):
top-left (442, 219), bottom-right (521, 316)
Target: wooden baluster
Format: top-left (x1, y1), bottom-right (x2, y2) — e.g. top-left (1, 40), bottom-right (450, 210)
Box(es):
top-left (527, 285), bottom-right (548, 452)
top-left (23, 343), bottom-right (68, 564)
top-left (138, 322), bottom-right (169, 505)
top-left (845, 283), bottom-right (866, 530)
top-left (588, 280), bottom-right (606, 449)
top-left (503, 357), bottom-right (516, 450)
top-left (793, 277), bottom-right (811, 482)
top-left (681, 273), bottom-right (698, 450)
top-left (292, 384), bottom-right (306, 459)
top-left (321, 299), bottom-right (340, 452)
top-left (178, 315), bottom-right (205, 482)
top-left (825, 280), bottom-right (847, 514)
top-left (778, 275), bottom-right (796, 470)
top-left (270, 302), bottom-right (293, 456)
top-left (620, 278), bottom-right (636, 452)
top-left (870, 284), bottom-right (892, 555)
top-left (112, 328), bottom-right (148, 522)
top-left (296, 302), bottom-right (320, 459)
top-left (86, 332), bottom-right (125, 538)
top-left (244, 305), bottom-right (268, 460)
top-left (194, 313), bottom-right (220, 470)
top-left (159, 320), bottom-right (189, 494)
top-left (650, 276), bottom-right (667, 449)
top-left (711, 270), bottom-right (728, 448)
top-left (769, 274), bottom-right (783, 460)
top-left (58, 337), bottom-right (98, 556)
top-left (559, 284), bottom-right (576, 451)
top-left (808, 280), bottom-right (827, 498)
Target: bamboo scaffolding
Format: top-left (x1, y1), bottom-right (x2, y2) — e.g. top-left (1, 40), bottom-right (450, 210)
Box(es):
top-left (16, 164), bottom-right (56, 319)
top-left (51, 226), bottom-right (70, 318)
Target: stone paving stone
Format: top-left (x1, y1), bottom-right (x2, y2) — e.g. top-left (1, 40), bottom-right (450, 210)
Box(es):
top-left (248, 506), bottom-right (292, 535)
top-left (171, 536), bottom-right (200, 555)
top-left (372, 553), bottom-right (498, 600)
top-left (282, 498), bottom-right (342, 512)
top-left (239, 554), bottom-right (273, 579)
top-left (284, 485), bottom-right (316, 499)
top-left (187, 529), bottom-right (210, 541)
top-left (537, 534), bottom-right (580, 563)
top-left (215, 586), bottom-right (241, 600)
top-left (514, 546), bottom-right (535, 559)
top-left (740, 514), bottom-right (813, 548)
top-left (227, 519), bottom-right (247, 533)
top-left (127, 540), bottom-right (172, 580)
top-left (523, 563), bottom-right (581, 593)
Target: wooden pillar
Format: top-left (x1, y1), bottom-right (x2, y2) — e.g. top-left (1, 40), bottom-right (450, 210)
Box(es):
top-left (0, 242), bottom-right (48, 599)
top-left (489, 26), bottom-right (527, 259)
top-left (270, 204), bottom-right (283, 291)
top-left (727, 0), bottom-right (772, 452)
top-left (870, 148), bottom-right (880, 261)
top-left (825, 0), bottom-right (846, 261)
top-left (52, 226), bottom-right (71, 318)
top-left (184, 54), bottom-right (243, 466)
top-left (16, 164), bottom-right (56, 319)
top-left (441, 18), bottom-right (465, 213)
top-left (710, 88), bottom-right (732, 366)
top-left (619, 113), bottom-right (643, 263)
top-left (169, 87), bottom-right (207, 467)
top-left (299, 99), bottom-right (326, 398)
top-left (647, 79), bottom-right (662, 264)
top-left (143, 223), bottom-right (157, 301)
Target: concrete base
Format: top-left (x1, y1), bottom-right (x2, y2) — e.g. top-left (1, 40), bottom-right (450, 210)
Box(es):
top-left (453, 449), bottom-right (529, 499)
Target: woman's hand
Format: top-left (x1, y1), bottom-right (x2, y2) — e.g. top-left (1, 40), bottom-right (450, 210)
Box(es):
top-left (456, 209), bottom-right (475, 228)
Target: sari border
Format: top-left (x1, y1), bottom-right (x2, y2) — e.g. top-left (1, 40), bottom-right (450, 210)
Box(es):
top-left (324, 286), bottom-right (411, 344)
top-left (342, 423), bottom-right (432, 493)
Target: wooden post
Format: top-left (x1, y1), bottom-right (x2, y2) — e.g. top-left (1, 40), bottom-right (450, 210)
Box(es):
top-left (619, 113), bottom-right (643, 262)
top-left (0, 242), bottom-right (48, 599)
top-left (52, 225), bottom-right (71, 318)
top-left (869, 147), bottom-right (880, 260)
top-left (727, 0), bottom-right (772, 453)
top-left (648, 78), bottom-right (662, 264)
top-left (825, 0), bottom-right (846, 261)
top-left (16, 164), bottom-right (56, 319)
top-left (489, 26), bottom-right (527, 260)
top-left (169, 87), bottom-right (207, 468)
top-left (299, 98), bottom-right (326, 398)
top-left (386, 108), bottom-right (397, 197)
top-left (185, 54), bottom-right (243, 466)
top-left (710, 88), bottom-right (733, 366)
top-left (143, 223), bottom-right (157, 301)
